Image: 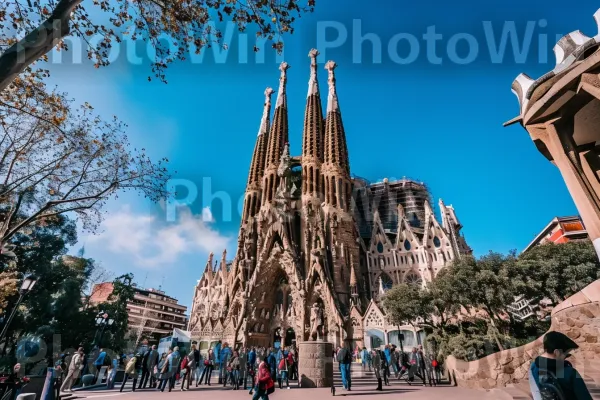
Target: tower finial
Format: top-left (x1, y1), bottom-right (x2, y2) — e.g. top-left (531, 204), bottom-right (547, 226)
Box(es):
top-left (258, 87), bottom-right (274, 137)
top-left (325, 60), bottom-right (339, 113)
top-left (308, 49), bottom-right (320, 97)
top-left (275, 61), bottom-right (290, 109)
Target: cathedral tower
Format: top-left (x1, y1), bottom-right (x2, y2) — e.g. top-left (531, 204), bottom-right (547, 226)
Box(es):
top-left (242, 88), bottom-right (273, 223)
top-left (262, 62), bottom-right (290, 206)
top-left (302, 49), bottom-right (325, 204)
top-left (323, 61), bottom-right (351, 212)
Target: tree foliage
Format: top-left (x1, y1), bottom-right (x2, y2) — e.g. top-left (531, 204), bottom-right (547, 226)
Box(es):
top-left (515, 240), bottom-right (599, 304)
top-left (0, 75), bottom-right (170, 245)
top-left (382, 283), bottom-right (427, 328)
top-left (384, 241), bottom-right (597, 362)
top-left (0, 0), bottom-right (316, 91)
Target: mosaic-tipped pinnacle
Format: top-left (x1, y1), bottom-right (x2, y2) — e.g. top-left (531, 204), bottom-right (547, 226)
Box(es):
top-left (511, 73), bottom-right (534, 113)
top-left (309, 48), bottom-right (319, 59)
top-left (264, 87), bottom-right (274, 99)
top-left (554, 30), bottom-right (591, 66)
top-left (594, 8), bottom-right (600, 37)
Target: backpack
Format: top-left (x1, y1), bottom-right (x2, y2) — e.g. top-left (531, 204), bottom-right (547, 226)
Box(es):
top-left (538, 367), bottom-right (566, 400)
top-left (180, 357), bottom-right (188, 370)
top-left (278, 358), bottom-right (286, 371)
top-left (343, 349), bottom-right (352, 364)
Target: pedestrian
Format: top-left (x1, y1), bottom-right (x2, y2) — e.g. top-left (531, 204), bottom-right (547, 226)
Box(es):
top-left (252, 358), bottom-right (274, 400)
top-left (141, 345), bottom-right (159, 389)
top-left (120, 353), bottom-right (140, 392)
top-left (93, 348), bottom-right (107, 384)
top-left (239, 347), bottom-right (249, 390)
top-left (228, 351), bottom-right (241, 389)
top-left (372, 350), bottom-right (382, 391)
top-left (417, 345), bottom-right (427, 386)
top-left (219, 342), bottom-right (232, 384)
top-left (337, 344), bottom-right (352, 391)
top-left (179, 351), bottom-right (190, 391)
top-left (61, 347), bottom-right (84, 392)
top-left (277, 351), bottom-right (289, 389)
top-left (198, 348), bottom-right (215, 386)
top-left (380, 350), bottom-right (390, 386)
top-left (529, 331), bottom-right (592, 399)
top-left (360, 347), bottom-right (369, 371)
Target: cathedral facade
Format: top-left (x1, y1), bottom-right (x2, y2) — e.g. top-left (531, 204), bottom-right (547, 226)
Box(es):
top-left (188, 50), bottom-right (471, 351)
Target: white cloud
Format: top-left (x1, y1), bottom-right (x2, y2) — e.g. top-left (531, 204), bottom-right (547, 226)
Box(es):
top-left (86, 205), bottom-right (230, 268)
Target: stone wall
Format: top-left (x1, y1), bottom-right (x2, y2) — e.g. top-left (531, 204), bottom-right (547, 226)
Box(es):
top-left (298, 341), bottom-right (334, 388)
top-left (445, 279), bottom-right (600, 390)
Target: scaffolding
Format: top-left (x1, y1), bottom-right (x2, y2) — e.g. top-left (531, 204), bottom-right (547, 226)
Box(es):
top-left (351, 177), bottom-right (432, 240)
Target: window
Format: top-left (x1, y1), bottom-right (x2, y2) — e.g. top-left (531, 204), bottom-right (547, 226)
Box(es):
top-left (377, 242), bottom-right (384, 253)
top-left (433, 236), bottom-right (441, 248)
top-left (404, 239), bottom-right (411, 251)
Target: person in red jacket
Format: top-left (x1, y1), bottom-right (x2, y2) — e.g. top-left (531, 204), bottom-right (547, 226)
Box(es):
top-left (253, 359), bottom-right (273, 400)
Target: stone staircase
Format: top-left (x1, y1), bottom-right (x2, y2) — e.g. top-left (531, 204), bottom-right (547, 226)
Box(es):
top-left (332, 364), bottom-right (438, 390)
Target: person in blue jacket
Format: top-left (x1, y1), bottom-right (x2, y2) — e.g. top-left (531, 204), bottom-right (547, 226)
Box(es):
top-left (529, 331), bottom-right (592, 400)
top-left (219, 342), bottom-right (232, 385)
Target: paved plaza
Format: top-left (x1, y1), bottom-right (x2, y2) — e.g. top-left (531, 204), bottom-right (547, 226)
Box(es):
top-left (73, 383), bottom-right (515, 400)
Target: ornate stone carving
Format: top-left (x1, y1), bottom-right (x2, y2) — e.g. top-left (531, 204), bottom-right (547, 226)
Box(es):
top-left (310, 302), bottom-right (324, 340)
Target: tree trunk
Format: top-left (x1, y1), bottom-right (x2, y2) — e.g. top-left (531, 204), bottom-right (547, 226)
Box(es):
top-left (486, 311), bottom-right (505, 351)
top-left (0, 0), bottom-right (81, 93)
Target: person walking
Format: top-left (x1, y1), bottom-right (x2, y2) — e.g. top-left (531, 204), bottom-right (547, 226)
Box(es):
top-left (219, 342), bottom-right (232, 384)
top-left (266, 349), bottom-right (277, 381)
top-left (252, 358), bottom-right (273, 400)
top-left (61, 347), bottom-right (84, 392)
top-left (380, 350), bottom-right (390, 386)
top-left (92, 348), bottom-right (107, 384)
top-left (529, 331), bottom-right (592, 400)
top-left (372, 350), bottom-right (383, 391)
top-left (184, 344), bottom-right (199, 390)
top-left (120, 354), bottom-right (140, 392)
top-left (417, 345), bottom-right (427, 386)
top-left (248, 347), bottom-right (257, 394)
top-left (228, 351), bottom-right (241, 389)
top-left (141, 345), bottom-right (159, 389)
top-left (337, 344), bottom-right (352, 391)
top-left (239, 347), bottom-right (248, 390)
top-left (277, 352), bottom-right (289, 389)
top-left (179, 352), bottom-right (190, 391)
top-left (157, 350), bottom-right (172, 392)
top-left (198, 348), bottom-right (215, 386)
top-left (360, 347), bottom-right (369, 371)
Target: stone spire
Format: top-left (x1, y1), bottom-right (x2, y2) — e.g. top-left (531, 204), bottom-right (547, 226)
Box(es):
top-left (242, 88), bottom-right (273, 223)
top-left (204, 252), bottom-right (214, 283)
top-left (220, 249), bottom-right (228, 280)
top-left (263, 62), bottom-right (290, 205)
top-left (265, 62), bottom-right (290, 168)
top-left (302, 50), bottom-right (325, 202)
top-left (323, 60), bottom-right (351, 210)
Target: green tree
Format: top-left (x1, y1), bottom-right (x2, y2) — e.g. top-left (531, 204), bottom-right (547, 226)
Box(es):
top-left (94, 274), bottom-right (135, 352)
top-left (515, 241), bottom-right (599, 304)
top-left (382, 283), bottom-right (429, 330)
top-left (442, 252), bottom-right (520, 350)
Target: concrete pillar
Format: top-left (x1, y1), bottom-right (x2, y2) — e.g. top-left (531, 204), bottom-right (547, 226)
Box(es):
top-left (537, 120), bottom-right (600, 258)
top-left (297, 341), bottom-right (333, 388)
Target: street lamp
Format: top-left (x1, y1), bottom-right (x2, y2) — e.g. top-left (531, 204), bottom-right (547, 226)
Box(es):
top-left (93, 311), bottom-right (114, 348)
top-left (0, 274), bottom-right (38, 344)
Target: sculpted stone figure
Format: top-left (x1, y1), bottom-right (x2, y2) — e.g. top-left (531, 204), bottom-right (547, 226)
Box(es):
top-left (310, 302), bottom-right (324, 340)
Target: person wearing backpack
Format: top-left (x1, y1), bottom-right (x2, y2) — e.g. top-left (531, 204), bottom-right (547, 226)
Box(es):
top-left (529, 331), bottom-right (592, 400)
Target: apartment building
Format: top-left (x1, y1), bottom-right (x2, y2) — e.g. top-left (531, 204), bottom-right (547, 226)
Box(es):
top-left (89, 283), bottom-right (188, 345)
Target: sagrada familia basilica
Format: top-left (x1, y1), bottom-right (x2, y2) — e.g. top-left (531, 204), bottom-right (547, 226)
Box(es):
top-left (188, 50), bottom-right (471, 350)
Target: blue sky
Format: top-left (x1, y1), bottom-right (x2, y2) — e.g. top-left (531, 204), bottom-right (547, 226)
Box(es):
top-left (43, 0), bottom-right (600, 310)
